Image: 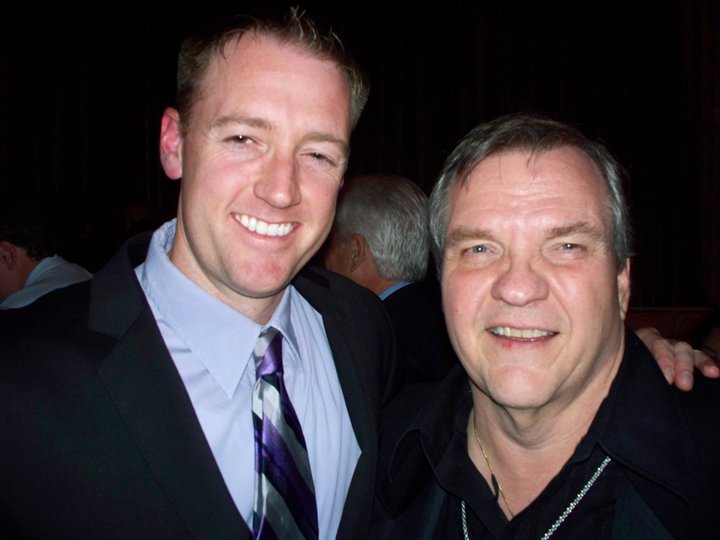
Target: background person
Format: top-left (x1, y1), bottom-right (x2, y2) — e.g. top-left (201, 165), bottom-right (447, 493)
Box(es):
top-left (323, 174), bottom-right (455, 383)
top-left (0, 199), bottom-right (92, 309)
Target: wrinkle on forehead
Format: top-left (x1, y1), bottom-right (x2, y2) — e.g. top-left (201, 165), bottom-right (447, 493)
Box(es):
top-left (450, 147), bottom-right (614, 235)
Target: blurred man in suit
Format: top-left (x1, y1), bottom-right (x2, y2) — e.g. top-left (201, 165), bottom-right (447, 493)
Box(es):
top-left (0, 200), bottom-right (92, 309)
top-left (323, 174), bottom-right (455, 383)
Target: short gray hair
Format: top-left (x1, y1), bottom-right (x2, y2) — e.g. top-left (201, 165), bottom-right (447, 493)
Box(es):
top-left (429, 113), bottom-right (632, 275)
top-left (334, 175), bottom-right (430, 282)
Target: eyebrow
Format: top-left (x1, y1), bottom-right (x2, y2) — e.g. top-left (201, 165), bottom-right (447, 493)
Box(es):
top-left (445, 227), bottom-right (497, 249)
top-left (445, 222), bottom-right (606, 250)
top-left (211, 115), bottom-right (271, 131)
top-left (303, 131), bottom-right (350, 158)
top-left (546, 222), bottom-right (605, 242)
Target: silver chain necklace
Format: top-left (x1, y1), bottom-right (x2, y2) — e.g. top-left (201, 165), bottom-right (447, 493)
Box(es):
top-left (461, 456), bottom-right (612, 540)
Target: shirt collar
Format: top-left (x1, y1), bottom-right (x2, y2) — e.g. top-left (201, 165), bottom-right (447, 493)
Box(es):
top-left (587, 330), bottom-right (696, 503)
top-left (23, 255), bottom-right (59, 286)
top-left (137, 219), bottom-right (300, 397)
top-left (388, 330), bottom-right (698, 506)
top-left (388, 364), bottom-right (471, 481)
top-left (378, 279), bottom-right (414, 300)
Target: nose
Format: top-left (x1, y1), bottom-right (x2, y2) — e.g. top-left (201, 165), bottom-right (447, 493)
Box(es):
top-left (490, 254), bottom-right (549, 306)
top-left (254, 153), bottom-right (301, 208)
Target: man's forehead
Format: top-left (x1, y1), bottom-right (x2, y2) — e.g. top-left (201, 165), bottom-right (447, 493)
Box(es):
top-left (455, 147), bottom-right (605, 198)
top-left (191, 31), bottom-right (352, 138)
top-left (448, 147), bottom-right (612, 229)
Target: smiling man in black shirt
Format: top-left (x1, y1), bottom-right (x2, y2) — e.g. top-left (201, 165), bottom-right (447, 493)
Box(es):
top-left (373, 114), bottom-right (720, 539)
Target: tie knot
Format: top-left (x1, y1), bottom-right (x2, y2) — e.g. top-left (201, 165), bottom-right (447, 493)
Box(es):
top-left (255, 327), bottom-right (284, 378)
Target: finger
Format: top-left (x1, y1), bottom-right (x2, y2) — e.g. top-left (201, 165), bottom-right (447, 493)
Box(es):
top-left (635, 327), bottom-right (676, 383)
top-left (670, 341), bottom-right (696, 391)
top-left (652, 342), bottom-right (679, 385)
top-left (694, 348), bottom-right (720, 378)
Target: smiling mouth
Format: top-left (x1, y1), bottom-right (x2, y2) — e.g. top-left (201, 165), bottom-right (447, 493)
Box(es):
top-left (488, 327), bottom-right (557, 340)
top-left (235, 214), bottom-right (296, 237)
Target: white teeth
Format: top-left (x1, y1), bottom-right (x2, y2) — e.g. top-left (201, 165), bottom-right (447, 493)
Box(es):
top-left (237, 214), bottom-right (294, 237)
top-left (489, 327), bottom-right (554, 339)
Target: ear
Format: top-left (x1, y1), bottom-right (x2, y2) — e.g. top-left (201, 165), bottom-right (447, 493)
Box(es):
top-left (617, 258), bottom-right (631, 320)
top-left (159, 107), bottom-right (183, 180)
top-left (0, 241), bottom-right (17, 270)
top-left (349, 234), bottom-right (366, 273)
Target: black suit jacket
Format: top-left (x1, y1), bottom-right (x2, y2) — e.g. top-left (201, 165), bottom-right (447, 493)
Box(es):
top-left (381, 282), bottom-right (456, 384)
top-left (0, 233), bottom-right (397, 539)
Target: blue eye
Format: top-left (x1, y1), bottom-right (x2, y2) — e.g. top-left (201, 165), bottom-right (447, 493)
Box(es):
top-left (227, 135), bottom-right (254, 145)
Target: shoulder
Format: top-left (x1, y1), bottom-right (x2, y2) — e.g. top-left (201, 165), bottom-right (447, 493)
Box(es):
top-left (377, 381), bottom-right (439, 483)
top-left (382, 281), bottom-right (429, 306)
top-left (294, 266), bottom-right (392, 336)
top-left (614, 332), bottom-right (720, 531)
top-left (674, 373), bottom-right (720, 460)
top-left (295, 266), bottom-right (401, 401)
top-left (0, 279), bottom-right (92, 345)
top-left (296, 265), bottom-right (382, 305)
top-left (381, 364), bottom-right (470, 448)
top-left (622, 331), bottom-right (720, 442)
top-left (373, 369), bottom-right (470, 533)
top-left (0, 280), bottom-right (105, 405)
top-left (0, 235), bottom-right (151, 374)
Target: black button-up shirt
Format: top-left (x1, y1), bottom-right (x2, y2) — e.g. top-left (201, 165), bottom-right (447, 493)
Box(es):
top-left (373, 331), bottom-right (720, 539)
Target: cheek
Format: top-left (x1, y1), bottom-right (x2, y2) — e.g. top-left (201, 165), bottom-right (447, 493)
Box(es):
top-left (442, 266), bottom-right (488, 310)
top-left (442, 273), bottom-right (481, 338)
top-left (552, 267), bottom-right (620, 328)
top-left (306, 183), bottom-right (340, 223)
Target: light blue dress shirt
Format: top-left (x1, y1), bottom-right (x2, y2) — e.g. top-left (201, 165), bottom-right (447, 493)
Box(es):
top-left (135, 220), bottom-right (360, 540)
top-left (0, 255), bottom-right (92, 309)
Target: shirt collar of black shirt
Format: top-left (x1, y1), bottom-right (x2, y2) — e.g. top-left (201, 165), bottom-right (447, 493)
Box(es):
top-left (381, 330), bottom-right (698, 537)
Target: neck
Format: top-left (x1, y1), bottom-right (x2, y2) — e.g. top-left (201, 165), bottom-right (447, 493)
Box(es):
top-left (18, 255), bottom-right (42, 288)
top-left (365, 275), bottom-right (399, 296)
top-left (467, 355), bottom-right (622, 516)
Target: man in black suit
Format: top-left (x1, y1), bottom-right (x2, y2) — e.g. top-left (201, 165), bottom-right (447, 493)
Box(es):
top-left (0, 10), bottom-right (396, 540)
top-left (322, 175), bottom-right (456, 384)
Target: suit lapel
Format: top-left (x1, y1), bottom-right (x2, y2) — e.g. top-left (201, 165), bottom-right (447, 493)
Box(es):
top-left (91, 236), bottom-right (251, 539)
top-left (293, 269), bottom-right (378, 454)
top-left (322, 302), bottom-right (377, 453)
top-left (294, 269), bottom-right (381, 540)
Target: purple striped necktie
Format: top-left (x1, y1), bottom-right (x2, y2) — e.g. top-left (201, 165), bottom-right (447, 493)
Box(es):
top-left (252, 327), bottom-right (318, 540)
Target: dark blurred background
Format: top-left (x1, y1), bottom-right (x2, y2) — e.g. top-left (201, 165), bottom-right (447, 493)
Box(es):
top-left (1, 1), bottom-right (718, 308)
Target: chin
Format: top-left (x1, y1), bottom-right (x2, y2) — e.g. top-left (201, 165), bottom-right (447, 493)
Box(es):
top-left (487, 372), bottom-right (552, 409)
top-left (240, 278), bottom-right (293, 299)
